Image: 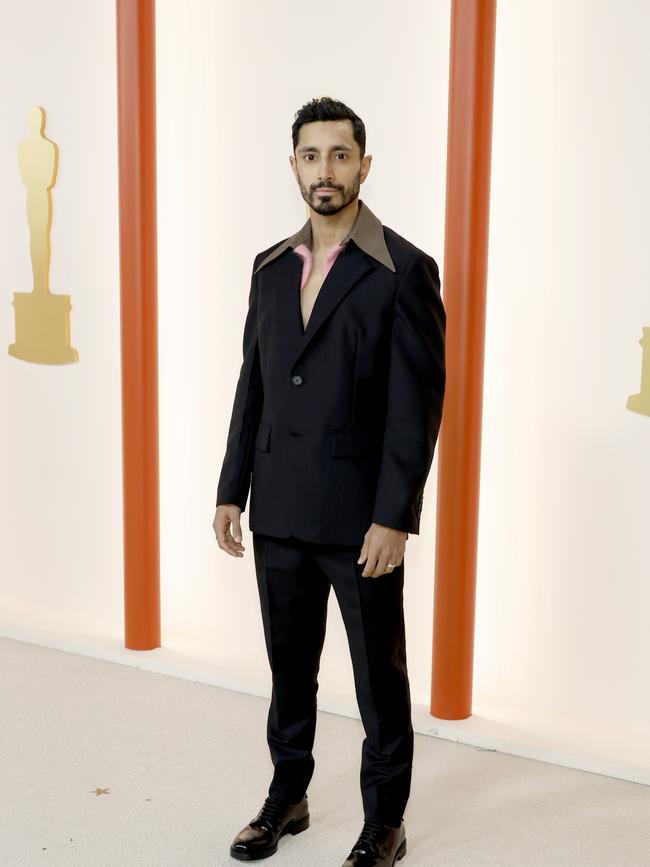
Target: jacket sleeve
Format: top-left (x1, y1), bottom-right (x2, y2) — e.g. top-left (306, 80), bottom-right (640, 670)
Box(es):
top-left (370, 252), bottom-right (446, 534)
top-left (215, 254), bottom-right (264, 512)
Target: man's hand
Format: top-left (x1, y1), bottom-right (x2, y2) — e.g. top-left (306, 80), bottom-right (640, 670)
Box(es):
top-left (213, 504), bottom-right (246, 557)
top-left (357, 523), bottom-right (408, 577)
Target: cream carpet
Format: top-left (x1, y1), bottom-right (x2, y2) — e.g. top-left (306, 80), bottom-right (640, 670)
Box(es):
top-left (2, 637), bottom-right (649, 866)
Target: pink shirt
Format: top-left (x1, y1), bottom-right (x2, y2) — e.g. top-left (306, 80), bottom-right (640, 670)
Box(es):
top-left (293, 241), bottom-right (346, 289)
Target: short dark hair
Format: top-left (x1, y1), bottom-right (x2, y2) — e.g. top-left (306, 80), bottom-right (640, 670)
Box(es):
top-left (291, 96), bottom-right (366, 158)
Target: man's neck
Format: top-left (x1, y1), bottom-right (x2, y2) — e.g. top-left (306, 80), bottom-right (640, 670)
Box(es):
top-left (309, 197), bottom-right (360, 254)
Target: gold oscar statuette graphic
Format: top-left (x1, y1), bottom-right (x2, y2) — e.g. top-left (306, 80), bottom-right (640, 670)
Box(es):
top-left (626, 327), bottom-right (650, 417)
top-left (8, 106), bottom-right (79, 364)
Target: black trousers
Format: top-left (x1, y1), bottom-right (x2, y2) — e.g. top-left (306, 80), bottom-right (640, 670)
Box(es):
top-left (252, 531), bottom-right (414, 827)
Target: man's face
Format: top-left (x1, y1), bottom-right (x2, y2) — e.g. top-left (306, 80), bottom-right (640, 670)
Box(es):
top-left (290, 119), bottom-right (372, 216)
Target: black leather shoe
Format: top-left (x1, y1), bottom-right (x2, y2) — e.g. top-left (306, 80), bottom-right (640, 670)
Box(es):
top-left (341, 819), bottom-right (407, 866)
top-left (229, 793), bottom-right (309, 861)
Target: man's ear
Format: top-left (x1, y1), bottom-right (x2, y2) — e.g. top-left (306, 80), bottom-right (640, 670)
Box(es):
top-left (360, 153), bottom-right (372, 182)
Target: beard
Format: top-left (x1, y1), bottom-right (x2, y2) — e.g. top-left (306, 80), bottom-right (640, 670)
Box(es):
top-left (299, 173), bottom-right (361, 216)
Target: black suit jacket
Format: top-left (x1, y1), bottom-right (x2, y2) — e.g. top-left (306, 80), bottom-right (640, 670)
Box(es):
top-left (216, 215), bottom-right (446, 546)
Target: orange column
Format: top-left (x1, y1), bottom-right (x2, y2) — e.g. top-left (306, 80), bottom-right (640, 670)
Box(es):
top-left (115, 0), bottom-right (161, 650)
top-left (431, 0), bottom-right (497, 718)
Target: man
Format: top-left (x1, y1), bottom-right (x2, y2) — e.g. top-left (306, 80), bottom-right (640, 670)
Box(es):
top-left (213, 96), bottom-right (446, 866)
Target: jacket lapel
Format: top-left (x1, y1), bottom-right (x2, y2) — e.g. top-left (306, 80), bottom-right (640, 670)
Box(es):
top-left (278, 242), bottom-right (376, 367)
top-left (269, 251), bottom-right (305, 352)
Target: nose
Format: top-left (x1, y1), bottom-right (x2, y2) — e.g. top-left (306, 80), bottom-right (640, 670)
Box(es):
top-left (317, 159), bottom-right (334, 183)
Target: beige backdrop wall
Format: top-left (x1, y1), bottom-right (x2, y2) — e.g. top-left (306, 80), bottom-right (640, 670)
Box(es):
top-left (2, 0), bottom-right (648, 783)
top-left (0, 0), bottom-right (123, 639)
top-left (474, 0), bottom-right (649, 776)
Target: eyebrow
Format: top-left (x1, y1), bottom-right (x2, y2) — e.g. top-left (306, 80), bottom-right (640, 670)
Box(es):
top-left (297, 143), bottom-right (353, 154)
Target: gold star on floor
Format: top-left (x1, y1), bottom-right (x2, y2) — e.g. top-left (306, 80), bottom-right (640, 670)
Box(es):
top-left (90, 787), bottom-right (110, 796)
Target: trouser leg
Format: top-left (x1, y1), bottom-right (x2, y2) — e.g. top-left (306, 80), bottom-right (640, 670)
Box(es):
top-left (252, 532), bottom-right (331, 803)
top-left (310, 543), bottom-right (413, 827)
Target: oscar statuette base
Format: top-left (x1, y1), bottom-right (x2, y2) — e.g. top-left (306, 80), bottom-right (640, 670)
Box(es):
top-left (8, 290), bottom-right (79, 365)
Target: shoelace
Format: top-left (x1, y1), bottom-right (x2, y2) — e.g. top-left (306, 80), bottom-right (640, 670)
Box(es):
top-left (353, 820), bottom-right (389, 852)
top-left (252, 796), bottom-right (290, 832)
